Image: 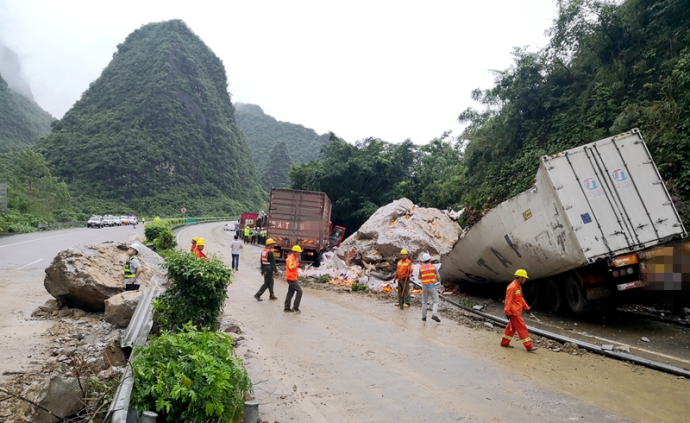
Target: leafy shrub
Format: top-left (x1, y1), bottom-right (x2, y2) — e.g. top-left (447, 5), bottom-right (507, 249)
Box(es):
top-left (131, 324), bottom-right (251, 423)
top-left (315, 275), bottom-right (331, 284)
top-left (154, 250), bottom-right (232, 332)
top-left (153, 229), bottom-right (177, 253)
top-left (351, 282), bottom-right (368, 292)
top-left (144, 220), bottom-right (170, 242)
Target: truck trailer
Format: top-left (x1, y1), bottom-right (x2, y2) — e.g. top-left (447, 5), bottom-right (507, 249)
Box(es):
top-left (267, 188), bottom-right (346, 266)
top-left (440, 129), bottom-right (687, 315)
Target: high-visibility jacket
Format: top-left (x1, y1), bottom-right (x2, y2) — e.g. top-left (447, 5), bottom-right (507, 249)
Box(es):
top-left (504, 280), bottom-right (530, 316)
top-left (286, 253), bottom-right (299, 281)
top-left (244, 227), bottom-right (250, 237)
top-left (395, 258), bottom-right (413, 279)
top-left (190, 244), bottom-right (197, 253)
top-left (195, 249), bottom-right (207, 260)
top-left (260, 248), bottom-right (277, 272)
top-left (124, 256), bottom-right (139, 279)
top-left (261, 248), bottom-right (271, 265)
top-left (419, 263), bottom-right (437, 285)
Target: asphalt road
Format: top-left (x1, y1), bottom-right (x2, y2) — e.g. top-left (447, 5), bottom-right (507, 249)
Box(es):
top-left (0, 225), bottom-right (143, 379)
top-left (187, 222), bottom-right (688, 423)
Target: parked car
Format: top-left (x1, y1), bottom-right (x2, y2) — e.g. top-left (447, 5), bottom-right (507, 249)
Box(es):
top-left (224, 223), bottom-right (234, 231)
top-left (87, 215), bottom-right (103, 228)
top-left (120, 216), bottom-right (130, 225)
top-left (112, 216), bottom-right (122, 226)
top-left (102, 216), bottom-right (115, 227)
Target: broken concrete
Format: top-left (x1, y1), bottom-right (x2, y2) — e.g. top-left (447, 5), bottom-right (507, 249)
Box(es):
top-left (104, 290), bottom-right (142, 327)
top-left (43, 242), bottom-right (165, 311)
top-left (336, 198), bottom-right (462, 264)
top-left (18, 376), bottom-right (84, 423)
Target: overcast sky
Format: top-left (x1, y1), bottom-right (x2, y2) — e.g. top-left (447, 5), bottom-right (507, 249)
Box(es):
top-left (0, 0), bottom-right (558, 144)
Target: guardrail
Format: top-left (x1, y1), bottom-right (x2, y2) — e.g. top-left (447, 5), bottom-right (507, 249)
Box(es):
top-left (37, 221), bottom-right (87, 230)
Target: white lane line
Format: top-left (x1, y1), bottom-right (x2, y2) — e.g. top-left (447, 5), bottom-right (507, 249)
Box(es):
top-left (0, 230), bottom-right (85, 249)
top-left (176, 225), bottom-right (193, 246)
top-left (16, 258), bottom-right (44, 270)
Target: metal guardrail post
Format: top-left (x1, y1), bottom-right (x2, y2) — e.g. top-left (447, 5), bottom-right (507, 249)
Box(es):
top-left (243, 401), bottom-right (259, 423)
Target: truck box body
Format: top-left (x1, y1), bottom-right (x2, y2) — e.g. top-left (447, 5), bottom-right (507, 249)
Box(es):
top-left (268, 188), bottom-right (332, 260)
top-left (441, 129), bottom-right (687, 285)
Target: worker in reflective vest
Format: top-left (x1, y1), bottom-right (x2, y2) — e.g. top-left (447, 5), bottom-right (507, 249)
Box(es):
top-left (124, 243), bottom-right (143, 291)
top-left (195, 238), bottom-right (208, 260)
top-left (190, 237), bottom-right (199, 254)
top-left (284, 245), bottom-right (303, 313)
top-left (418, 253), bottom-right (441, 322)
top-left (501, 269), bottom-right (537, 352)
top-left (255, 238), bottom-right (279, 301)
top-left (395, 249), bottom-right (413, 309)
top-left (244, 226), bottom-right (251, 244)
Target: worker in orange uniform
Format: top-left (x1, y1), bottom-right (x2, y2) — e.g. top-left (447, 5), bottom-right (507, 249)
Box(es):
top-left (190, 237), bottom-right (199, 254)
top-left (194, 238), bottom-right (208, 260)
top-left (501, 269), bottom-right (538, 352)
top-left (284, 245), bottom-right (303, 313)
top-left (394, 249), bottom-right (413, 309)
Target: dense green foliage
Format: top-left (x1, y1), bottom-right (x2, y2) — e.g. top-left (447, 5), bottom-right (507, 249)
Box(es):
top-left (457, 0), bottom-right (690, 225)
top-left (144, 220), bottom-right (177, 253)
top-left (0, 73), bottom-right (53, 153)
top-left (235, 103), bottom-right (330, 187)
top-left (260, 141), bottom-right (292, 189)
top-left (38, 20), bottom-right (265, 217)
top-left (0, 150), bottom-right (77, 232)
top-left (153, 249), bottom-right (232, 332)
top-left (131, 324), bottom-right (251, 423)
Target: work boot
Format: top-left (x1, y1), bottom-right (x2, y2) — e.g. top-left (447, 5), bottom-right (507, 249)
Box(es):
top-left (500, 344), bottom-right (514, 349)
top-left (269, 296), bottom-right (278, 300)
top-left (292, 309), bottom-right (301, 314)
top-left (432, 316), bottom-right (441, 323)
top-left (528, 347), bottom-right (539, 353)
top-left (253, 294), bottom-right (263, 301)
top-left (422, 317), bottom-right (427, 322)
top-left (283, 308), bottom-right (293, 312)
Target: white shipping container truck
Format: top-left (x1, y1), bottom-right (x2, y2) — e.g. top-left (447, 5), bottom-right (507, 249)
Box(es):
top-left (440, 129), bottom-right (687, 314)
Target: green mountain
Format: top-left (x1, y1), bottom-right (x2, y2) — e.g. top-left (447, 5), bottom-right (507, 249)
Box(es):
top-left (234, 103), bottom-right (330, 187)
top-left (260, 141), bottom-right (292, 190)
top-left (0, 73), bottom-right (53, 153)
top-left (39, 20), bottom-right (264, 216)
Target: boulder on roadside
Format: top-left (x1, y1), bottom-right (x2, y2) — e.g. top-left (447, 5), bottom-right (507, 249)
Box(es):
top-left (44, 242), bottom-right (165, 312)
top-left (336, 198), bottom-right (462, 264)
top-left (17, 376), bottom-right (84, 423)
top-left (104, 290), bottom-right (142, 327)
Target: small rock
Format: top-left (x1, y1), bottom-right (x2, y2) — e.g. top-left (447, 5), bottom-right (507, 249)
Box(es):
top-left (614, 345), bottom-right (630, 353)
top-left (484, 322), bottom-right (494, 329)
top-left (72, 309), bottom-right (87, 318)
top-left (641, 337), bottom-right (650, 342)
top-left (223, 324), bottom-right (242, 334)
top-left (473, 305), bottom-right (484, 311)
top-left (573, 323), bottom-right (578, 326)
top-left (581, 331), bottom-right (588, 336)
top-left (601, 345), bottom-right (614, 351)
top-left (552, 348), bottom-right (561, 353)
top-left (46, 357), bottom-right (57, 365)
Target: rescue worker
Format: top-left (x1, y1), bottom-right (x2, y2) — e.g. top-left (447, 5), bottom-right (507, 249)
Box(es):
top-left (190, 237), bottom-right (199, 254)
top-left (255, 238), bottom-right (279, 301)
top-left (124, 243), bottom-right (143, 291)
top-left (244, 226), bottom-right (251, 244)
top-left (142, 217), bottom-right (146, 226)
top-left (195, 238), bottom-right (208, 260)
top-left (501, 269), bottom-right (538, 352)
top-left (394, 249), bottom-right (413, 309)
top-left (284, 245), bottom-right (303, 313)
top-left (418, 253), bottom-right (441, 322)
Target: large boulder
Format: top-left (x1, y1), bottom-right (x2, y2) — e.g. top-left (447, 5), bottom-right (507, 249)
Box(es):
top-left (18, 376), bottom-right (84, 423)
top-left (104, 290), bottom-right (142, 327)
top-left (337, 198), bottom-right (462, 264)
top-left (44, 242), bottom-right (165, 312)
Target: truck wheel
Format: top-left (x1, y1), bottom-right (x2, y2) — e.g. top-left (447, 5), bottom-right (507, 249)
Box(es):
top-left (522, 280), bottom-right (543, 309)
top-left (547, 278), bottom-right (568, 315)
top-left (313, 253), bottom-right (322, 268)
top-left (565, 273), bottom-right (590, 315)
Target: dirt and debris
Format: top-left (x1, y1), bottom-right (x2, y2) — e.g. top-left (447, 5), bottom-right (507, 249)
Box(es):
top-left (336, 198), bottom-right (462, 264)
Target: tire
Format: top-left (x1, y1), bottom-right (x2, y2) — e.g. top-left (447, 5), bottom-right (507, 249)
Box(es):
top-left (522, 280), bottom-right (543, 310)
top-left (565, 273), bottom-right (590, 315)
top-left (547, 278), bottom-right (568, 315)
top-left (313, 252), bottom-right (322, 268)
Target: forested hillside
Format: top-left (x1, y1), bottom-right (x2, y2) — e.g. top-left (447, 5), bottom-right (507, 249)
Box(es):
top-left (291, 0), bottom-right (690, 232)
top-left (0, 72), bottom-right (53, 153)
top-left (39, 20), bottom-right (265, 216)
top-left (235, 103), bottom-right (330, 188)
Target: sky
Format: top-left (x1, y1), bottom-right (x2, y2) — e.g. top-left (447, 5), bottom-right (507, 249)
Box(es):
top-left (0, 0), bottom-right (559, 144)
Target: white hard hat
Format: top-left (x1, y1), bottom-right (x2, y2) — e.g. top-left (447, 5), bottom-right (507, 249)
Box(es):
top-left (129, 243), bottom-right (143, 253)
top-left (421, 253), bottom-right (431, 262)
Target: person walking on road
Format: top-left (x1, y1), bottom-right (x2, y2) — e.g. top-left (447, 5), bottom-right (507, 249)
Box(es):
top-left (255, 238), bottom-right (279, 301)
top-left (395, 249), bottom-right (413, 309)
top-left (419, 253), bottom-right (441, 322)
top-left (284, 245), bottom-right (303, 313)
top-left (194, 238), bottom-right (208, 260)
top-left (142, 217), bottom-right (145, 226)
top-left (230, 235), bottom-right (243, 271)
top-left (501, 269), bottom-right (538, 352)
top-left (124, 243), bottom-right (143, 291)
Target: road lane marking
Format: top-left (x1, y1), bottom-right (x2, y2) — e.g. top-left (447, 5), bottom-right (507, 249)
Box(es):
top-left (16, 258), bottom-right (44, 270)
top-left (0, 230), bottom-right (85, 249)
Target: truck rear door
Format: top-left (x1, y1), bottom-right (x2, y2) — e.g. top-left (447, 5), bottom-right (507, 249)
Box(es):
top-left (545, 129), bottom-right (686, 263)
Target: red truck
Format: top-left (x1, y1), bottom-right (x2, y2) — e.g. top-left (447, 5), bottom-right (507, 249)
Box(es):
top-left (267, 188), bottom-right (346, 266)
top-left (239, 212), bottom-right (257, 238)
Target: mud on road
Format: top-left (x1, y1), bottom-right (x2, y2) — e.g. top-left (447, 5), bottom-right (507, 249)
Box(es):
top-left (190, 223), bottom-right (689, 423)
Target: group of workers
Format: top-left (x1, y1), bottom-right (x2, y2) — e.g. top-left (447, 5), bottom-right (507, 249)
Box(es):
top-left (253, 238), bottom-right (304, 313)
top-left (241, 226), bottom-right (267, 245)
top-left (189, 237), bottom-right (207, 259)
top-left (394, 249), bottom-right (537, 352)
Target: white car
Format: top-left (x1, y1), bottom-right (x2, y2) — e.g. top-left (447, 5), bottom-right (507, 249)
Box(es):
top-left (224, 223), bottom-right (234, 231)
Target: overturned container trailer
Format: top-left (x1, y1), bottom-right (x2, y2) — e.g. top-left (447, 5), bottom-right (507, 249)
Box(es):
top-left (440, 129), bottom-right (687, 315)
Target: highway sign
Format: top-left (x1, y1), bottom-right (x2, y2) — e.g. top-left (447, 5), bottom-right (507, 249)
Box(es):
top-left (181, 207), bottom-right (187, 214)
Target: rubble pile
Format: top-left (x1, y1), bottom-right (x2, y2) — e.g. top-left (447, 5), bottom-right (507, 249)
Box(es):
top-left (336, 198), bottom-right (462, 264)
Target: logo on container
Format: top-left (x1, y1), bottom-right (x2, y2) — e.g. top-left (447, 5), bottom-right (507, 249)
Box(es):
top-left (612, 169), bottom-right (627, 182)
top-left (583, 178), bottom-right (599, 190)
